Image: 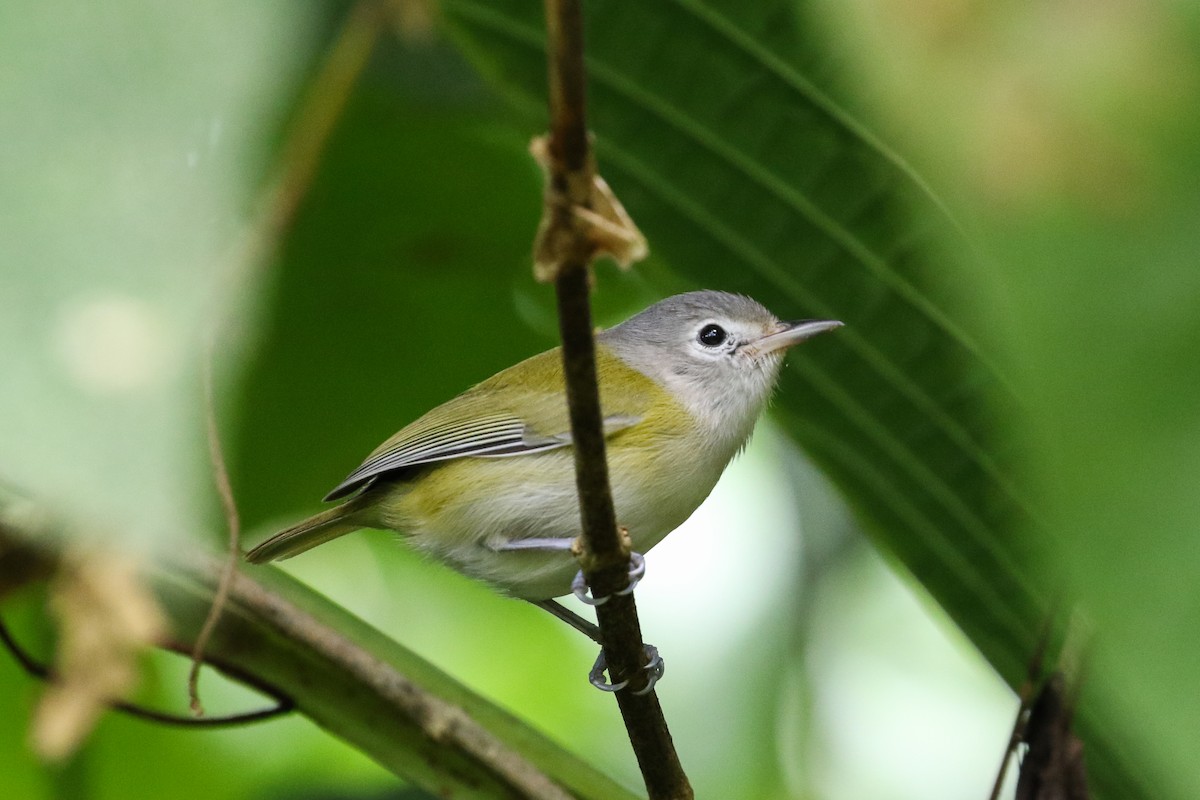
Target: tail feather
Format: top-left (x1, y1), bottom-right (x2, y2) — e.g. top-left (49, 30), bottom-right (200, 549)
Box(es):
top-left (245, 504), bottom-right (363, 563)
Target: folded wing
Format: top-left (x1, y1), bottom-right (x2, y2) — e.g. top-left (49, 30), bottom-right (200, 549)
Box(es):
top-left (323, 411), bottom-right (639, 501)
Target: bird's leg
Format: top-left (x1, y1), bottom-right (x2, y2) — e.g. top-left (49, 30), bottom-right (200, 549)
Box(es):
top-left (491, 537), bottom-right (577, 551)
top-left (496, 537), bottom-right (661, 693)
top-left (491, 536), bottom-right (647, 604)
top-left (529, 598), bottom-right (602, 644)
top-left (492, 537), bottom-right (610, 638)
top-left (529, 598), bottom-right (664, 694)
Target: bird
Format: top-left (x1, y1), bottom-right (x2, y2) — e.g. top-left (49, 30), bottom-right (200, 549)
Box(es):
top-left (246, 290), bottom-right (840, 640)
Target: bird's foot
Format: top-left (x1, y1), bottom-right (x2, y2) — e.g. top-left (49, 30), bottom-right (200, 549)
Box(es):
top-left (571, 551), bottom-right (645, 606)
top-left (589, 644), bottom-right (664, 695)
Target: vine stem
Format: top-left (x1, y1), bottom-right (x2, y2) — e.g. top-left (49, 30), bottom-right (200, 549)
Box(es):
top-left (538, 1), bottom-right (692, 797)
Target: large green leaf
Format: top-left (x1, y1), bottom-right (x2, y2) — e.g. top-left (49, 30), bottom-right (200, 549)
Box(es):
top-left (152, 553), bottom-right (641, 800)
top-left (442, 0), bottom-right (1041, 671)
top-left (438, 1), bottom-right (1154, 797)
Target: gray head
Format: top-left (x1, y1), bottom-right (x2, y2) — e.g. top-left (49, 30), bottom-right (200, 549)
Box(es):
top-left (599, 290), bottom-right (841, 440)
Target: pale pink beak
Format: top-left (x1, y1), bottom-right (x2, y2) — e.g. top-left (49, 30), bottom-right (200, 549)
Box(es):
top-left (745, 319), bottom-right (843, 357)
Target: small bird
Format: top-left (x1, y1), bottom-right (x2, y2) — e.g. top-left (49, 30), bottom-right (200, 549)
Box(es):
top-left (247, 291), bottom-right (840, 612)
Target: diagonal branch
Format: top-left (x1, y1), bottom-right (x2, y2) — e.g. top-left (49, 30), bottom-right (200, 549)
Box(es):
top-left (0, 500), bottom-right (639, 800)
top-left (537, 1), bottom-right (691, 798)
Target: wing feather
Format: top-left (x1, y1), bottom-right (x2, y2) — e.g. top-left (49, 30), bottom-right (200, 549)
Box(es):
top-left (323, 412), bottom-right (639, 500)
top-left (322, 346), bottom-right (652, 501)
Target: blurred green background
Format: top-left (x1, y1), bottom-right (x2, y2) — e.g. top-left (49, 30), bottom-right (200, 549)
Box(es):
top-left (3, 0), bottom-right (1200, 798)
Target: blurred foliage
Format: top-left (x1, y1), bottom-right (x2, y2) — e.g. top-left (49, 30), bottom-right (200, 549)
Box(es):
top-left (0, 0), bottom-right (323, 548)
top-left (809, 1), bottom-right (1200, 797)
top-left (2, 0), bottom-right (1200, 798)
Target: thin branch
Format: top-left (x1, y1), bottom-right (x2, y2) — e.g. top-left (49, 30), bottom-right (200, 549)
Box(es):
top-left (187, 334), bottom-right (243, 715)
top-left (1, 612), bottom-right (293, 727)
top-left (538, 1), bottom-right (691, 798)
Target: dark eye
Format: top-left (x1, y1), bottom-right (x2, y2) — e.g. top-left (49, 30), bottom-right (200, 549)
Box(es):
top-left (698, 324), bottom-right (727, 347)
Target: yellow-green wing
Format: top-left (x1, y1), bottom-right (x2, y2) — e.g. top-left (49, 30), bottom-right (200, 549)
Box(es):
top-left (323, 347), bottom-right (654, 501)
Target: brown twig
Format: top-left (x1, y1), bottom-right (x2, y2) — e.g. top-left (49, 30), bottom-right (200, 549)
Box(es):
top-left (187, 334), bottom-right (243, 715)
top-left (992, 613), bottom-right (1092, 800)
top-left (1015, 674), bottom-right (1090, 800)
top-left (538, 1), bottom-right (691, 798)
top-left (989, 621), bottom-right (1052, 800)
top-left (1, 611), bottom-right (293, 727)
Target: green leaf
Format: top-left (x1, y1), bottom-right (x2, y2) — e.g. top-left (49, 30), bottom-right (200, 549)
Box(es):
top-left (152, 553), bottom-right (641, 800)
top-left (438, 1), bottom-right (1158, 797)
